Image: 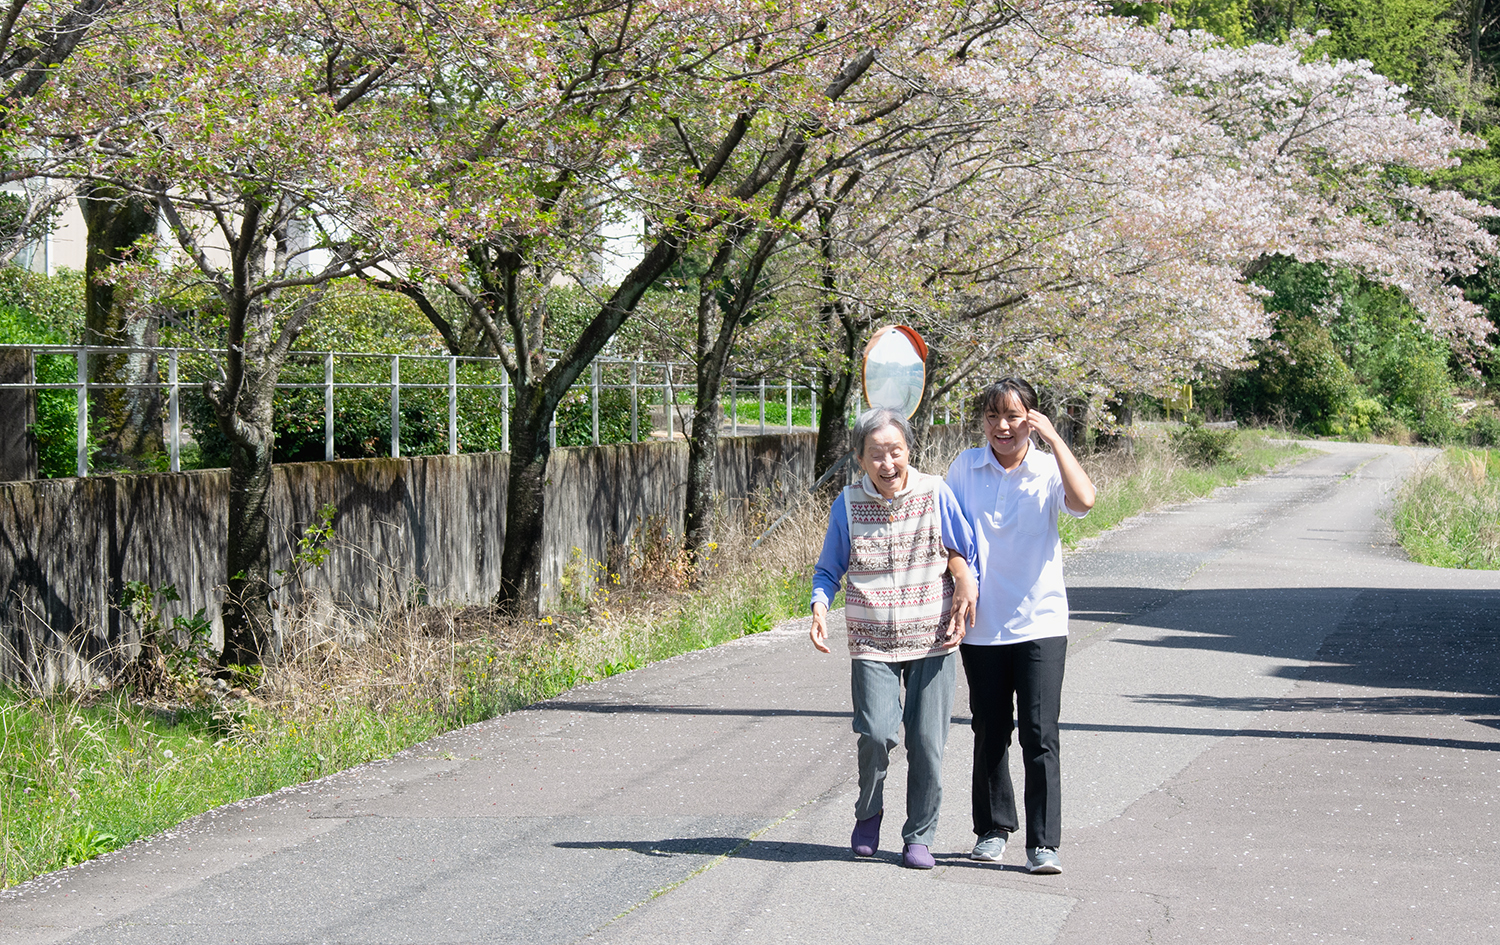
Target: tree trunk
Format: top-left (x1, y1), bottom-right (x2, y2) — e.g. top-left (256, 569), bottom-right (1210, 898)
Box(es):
top-left (812, 204), bottom-right (861, 488)
top-left (814, 357), bottom-right (856, 488)
top-left (683, 245), bottom-right (735, 562)
top-left (1097, 394), bottom-right (1135, 455)
top-left (1473, 1), bottom-right (1486, 71)
top-left (1038, 387), bottom-right (1075, 450)
top-left (682, 155), bottom-right (806, 562)
top-left (81, 184), bottom-right (163, 470)
top-left (683, 389), bottom-right (719, 559)
top-left (221, 404), bottom-right (276, 665)
top-left (1059, 401), bottom-right (1083, 453)
top-left (496, 384), bottom-right (551, 617)
top-left (0, 349), bottom-right (35, 480)
top-left (208, 205), bottom-right (296, 668)
top-left (491, 236), bottom-right (686, 615)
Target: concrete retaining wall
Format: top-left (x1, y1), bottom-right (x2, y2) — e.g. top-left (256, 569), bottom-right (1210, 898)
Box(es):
top-left (0, 424), bottom-right (977, 686)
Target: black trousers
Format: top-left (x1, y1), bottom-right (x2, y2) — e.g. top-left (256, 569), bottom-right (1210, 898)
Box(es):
top-left (960, 636), bottom-right (1067, 849)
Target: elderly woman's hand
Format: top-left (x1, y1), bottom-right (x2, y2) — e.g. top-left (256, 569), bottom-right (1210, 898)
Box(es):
top-left (810, 604), bottom-right (832, 653)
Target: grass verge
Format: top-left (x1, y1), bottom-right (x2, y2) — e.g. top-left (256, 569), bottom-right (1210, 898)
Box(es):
top-left (1392, 446), bottom-right (1500, 569)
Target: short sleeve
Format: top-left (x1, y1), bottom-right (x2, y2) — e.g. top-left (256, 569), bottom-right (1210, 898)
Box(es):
top-left (1052, 458), bottom-right (1088, 519)
top-left (936, 481), bottom-right (978, 571)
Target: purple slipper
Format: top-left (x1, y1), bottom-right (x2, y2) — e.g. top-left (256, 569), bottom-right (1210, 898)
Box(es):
top-left (851, 811), bottom-right (882, 857)
top-left (902, 843), bottom-right (935, 869)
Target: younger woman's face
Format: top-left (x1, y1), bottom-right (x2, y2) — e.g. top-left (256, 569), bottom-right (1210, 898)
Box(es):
top-left (984, 391), bottom-right (1031, 467)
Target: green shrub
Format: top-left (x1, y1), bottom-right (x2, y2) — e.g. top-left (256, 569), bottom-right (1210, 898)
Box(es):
top-left (0, 268), bottom-right (84, 341)
top-left (1372, 338), bottom-right (1457, 443)
top-left (30, 356), bottom-right (85, 478)
top-left (1224, 315), bottom-right (1358, 432)
top-left (183, 376), bottom-right (447, 467)
top-left (273, 379), bottom-right (445, 462)
top-left (1329, 397), bottom-right (1392, 441)
top-left (452, 376), bottom-right (513, 454)
top-left (1217, 259), bottom-right (1463, 443)
top-left (290, 282), bottom-right (446, 355)
top-left (182, 357), bottom-right (641, 466)
top-left (1168, 415), bottom-right (1239, 467)
top-left (555, 387), bottom-right (635, 447)
top-left (0, 300), bottom-right (90, 477)
top-left (7, 273), bottom-right (646, 467)
top-left (1465, 406), bottom-right (1500, 447)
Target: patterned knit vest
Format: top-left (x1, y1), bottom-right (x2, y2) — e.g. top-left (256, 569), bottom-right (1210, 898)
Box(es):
top-left (842, 470), bottom-right (954, 661)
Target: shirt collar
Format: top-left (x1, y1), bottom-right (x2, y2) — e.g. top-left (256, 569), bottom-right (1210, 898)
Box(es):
top-left (858, 469), bottom-right (923, 500)
top-left (972, 441), bottom-right (1034, 474)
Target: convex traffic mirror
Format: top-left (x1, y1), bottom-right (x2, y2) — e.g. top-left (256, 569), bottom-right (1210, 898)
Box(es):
top-left (861, 324), bottom-right (928, 418)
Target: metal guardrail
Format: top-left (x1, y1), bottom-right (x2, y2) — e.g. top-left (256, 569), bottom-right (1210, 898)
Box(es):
top-left (0, 344), bottom-right (869, 477)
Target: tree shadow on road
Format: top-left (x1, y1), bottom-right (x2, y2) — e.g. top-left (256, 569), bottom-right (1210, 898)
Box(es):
top-left (1067, 585), bottom-right (1500, 737)
top-left (1059, 719), bottom-right (1500, 752)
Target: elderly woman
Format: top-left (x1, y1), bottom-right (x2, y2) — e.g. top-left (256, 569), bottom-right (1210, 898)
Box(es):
top-left (810, 407), bottom-right (977, 869)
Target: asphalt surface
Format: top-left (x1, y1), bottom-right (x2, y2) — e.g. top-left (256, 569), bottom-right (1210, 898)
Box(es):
top-left (3, 439), bottom-right (1499, 944)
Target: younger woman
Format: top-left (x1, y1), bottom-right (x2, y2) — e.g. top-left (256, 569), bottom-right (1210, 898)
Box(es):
top-left (946, 377), bottom-right (1095, 874)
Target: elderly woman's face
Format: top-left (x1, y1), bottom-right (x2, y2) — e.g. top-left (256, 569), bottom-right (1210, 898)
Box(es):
top-left (859, 423), bottom-right (910, 499)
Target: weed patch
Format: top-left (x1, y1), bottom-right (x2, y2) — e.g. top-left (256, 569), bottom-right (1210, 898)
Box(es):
top-left (1393, 448), bottom-right (1500, 569)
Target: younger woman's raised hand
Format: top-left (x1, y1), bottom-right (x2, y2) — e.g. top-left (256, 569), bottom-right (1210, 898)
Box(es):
top-left (1027, 409), bottom-right (1097, 513)
top-left (1027, 408), bottom-right (1063, 446)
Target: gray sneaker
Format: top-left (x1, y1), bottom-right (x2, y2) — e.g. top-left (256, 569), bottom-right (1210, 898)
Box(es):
top-left (970, 830), bottom-right (1009, 862)
top-left (1026, 846), bottom-right (1062, 874)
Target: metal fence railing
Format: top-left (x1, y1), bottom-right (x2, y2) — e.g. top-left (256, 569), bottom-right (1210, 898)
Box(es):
top-left (0, 344), bottom-right (959, 479)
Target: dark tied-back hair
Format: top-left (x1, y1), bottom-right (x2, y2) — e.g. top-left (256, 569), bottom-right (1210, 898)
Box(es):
top-left (974, 376), bottom-right (1040, 420)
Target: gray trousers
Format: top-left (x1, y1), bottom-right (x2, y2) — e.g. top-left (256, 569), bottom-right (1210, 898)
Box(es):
top-left (849, 650), bottom-right (958, 846)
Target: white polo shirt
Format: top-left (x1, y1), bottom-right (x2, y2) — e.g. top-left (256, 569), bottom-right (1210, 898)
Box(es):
top-left (946, 444), bottom-right (1087, 646)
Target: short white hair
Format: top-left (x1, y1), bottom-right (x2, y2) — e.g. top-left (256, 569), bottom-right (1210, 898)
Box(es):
top-left (853, 408), bottom-right (911, 458)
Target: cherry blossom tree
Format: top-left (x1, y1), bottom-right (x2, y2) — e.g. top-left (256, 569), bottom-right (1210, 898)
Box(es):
top-left (800, 10), bottom-right (1495, 451)
top-left (357, 0), bottom-right (928, 610)
top-left (8, 0), bottom-right (458, 663)
top-left (672, 1), bottom-right (1068, 556)
top-left (778, 6), bottom-right (1256, 465)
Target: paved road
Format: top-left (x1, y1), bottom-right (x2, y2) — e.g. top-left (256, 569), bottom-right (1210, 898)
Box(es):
top-left (4, 440), bottom-right (1498, 944)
